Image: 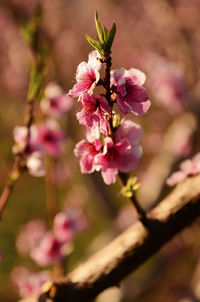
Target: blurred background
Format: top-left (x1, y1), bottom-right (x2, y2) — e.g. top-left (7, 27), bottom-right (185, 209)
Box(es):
top-left (0, 0), bottom-right (200, 301)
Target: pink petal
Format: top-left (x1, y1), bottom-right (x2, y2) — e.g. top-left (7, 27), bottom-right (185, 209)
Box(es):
top-left (88, 50), bottom-right (102, 71)
top-left (115, 120), bottom-right (143, 145)
top-left (126, 68), bottom-right (146, 85)
top-left (127, 85), bottom-right (148, 103)
top-left (101, 167), bottom-right (118, 185)
top-left (86, 126), bottom-right (100, 142)
top-left (116, 152), bottom-right (139, 171)
top-left (113, 68), bottom-right (125, 83)
top-left (116, 96), bottom-right (132, 114)
top-left (129, 99), bottom-right (151, 115)
top-left (94, 154), bottom-right (108, 167)
top-left (74, 140), bottom-right (90, 157)
top-left (104, 137), bottom-right (114, 152)
top-left (80, 154), bottom-right (95, 173)
top-left (68, 82), bottom-right (90, 97)
top-left (97, 95), bottom-right (111, 114)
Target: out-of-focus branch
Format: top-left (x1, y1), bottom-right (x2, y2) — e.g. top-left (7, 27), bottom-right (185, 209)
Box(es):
top-left (20, 173), bottom-right (200, 302)
top-left (0, 6), bottom-right (46, 217)
top-left (45, 158), bottom-right (59, 226)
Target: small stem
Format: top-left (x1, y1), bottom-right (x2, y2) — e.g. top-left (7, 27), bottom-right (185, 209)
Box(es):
top-left (45, 157), bottom-right (66, 277)
top-left (103, 55), bottom-right (112, 107)
top-left (118, 172), bottom-right (150, 229)
top-left (45, 157), bottom-right (59, 226)
top-left (0, 154), bottom-right (25, 216)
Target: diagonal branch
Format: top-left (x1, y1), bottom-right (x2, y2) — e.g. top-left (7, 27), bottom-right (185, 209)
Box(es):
top-left (20, 173), bottom-right (200, 302)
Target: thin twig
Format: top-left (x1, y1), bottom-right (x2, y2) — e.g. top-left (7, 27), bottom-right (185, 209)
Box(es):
top-left (118, 172), bottom-right (151, 228)
top-left (45, 157), bottom-right (59, 226)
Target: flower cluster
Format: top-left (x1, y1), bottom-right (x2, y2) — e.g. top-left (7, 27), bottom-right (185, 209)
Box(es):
top-left (166, 153), bottom-right (200, 186)
top-left (16, 209), bottom-right (87, 267)
top-left (13, 185), bottom-right (90, 299)
top-left (12, 83), bottom-right (72, 177)
top-left (68, 50), bottom-right (150, 184)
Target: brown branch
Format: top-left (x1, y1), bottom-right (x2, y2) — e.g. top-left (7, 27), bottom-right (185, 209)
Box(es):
top-left (20, 173), bottom-right (200, 302)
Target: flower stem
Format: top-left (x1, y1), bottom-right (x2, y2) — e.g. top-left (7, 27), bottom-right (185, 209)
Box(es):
top-left (45, 157), bottom-right (59, 226)
top-left (118, 172), bottom-right (150, 228)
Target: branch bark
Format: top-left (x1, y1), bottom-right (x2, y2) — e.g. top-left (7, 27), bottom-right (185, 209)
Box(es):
top-left (20, 173), bottom-right (200, 302)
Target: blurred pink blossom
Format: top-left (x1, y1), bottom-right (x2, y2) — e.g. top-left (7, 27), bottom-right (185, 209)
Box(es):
top-left (16, 219), bottom-right (46, 255)
top-left (94, 120), bottom-right (143, 185)
top-left (13, 126), bottom-right (46, 177)
top-left (41, 82), bottom-right (73, 117)
top-left (68, 50), bottom-right (102, 97)
top-left (12, 126), bottom-right (28, 153)
top-left (26, 152), bottom-right (46, 177)
top-left (111, 68), bottom-right (150, 115)
top-left (30, 232), bottom-right (68, 266)
top-left (53, 210), bottom-right (88, 243)
top-left (11, 266), bottom-right (51, 298)
top-left (76, 93), bottom-right (111, 135)
top-left (31, 121), bottom-right (65, 157)
top-left (146, 56), bottom-right (188, 114)
top-left (166, 152), bottom-right (200, 186)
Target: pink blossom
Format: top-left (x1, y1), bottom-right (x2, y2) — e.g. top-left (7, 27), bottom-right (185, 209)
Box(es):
top-left (94, 120), bottom-right (143, 184)
top-left (146, 56), bottom-right (188, 114)
top-left (166, 152), bottom-right (200, 186)
top-left (53, 212), bottom-right (74, 243)
top-left (41, 82), bottom-right (73, 117)
top-left (13, 125), bottom-right (40, 154)
top-left (76, 93), bottom-right (111, 135)
top-left (53, 210), bottom-right (86, 243)
top-left (111, 68), bottom-right (151, 115)
top-left (12, 126), bottom-right (28, 153)
top-left (74, 138), bottom-right (102, 174)
top-left (16, 219), bottom-right (46, 255)
top-left (11, 266), bottom-right (51, 298)
top-left (26, 152), bottom-right (46, 177)
top-left (13, 121), bottom-right (65, 157)
top-left (31, 121), bottom-right (65, 157)
top-left (68, 50), bottom-right (102, 97)
top-left (30, 232), bottom-right (67, 266)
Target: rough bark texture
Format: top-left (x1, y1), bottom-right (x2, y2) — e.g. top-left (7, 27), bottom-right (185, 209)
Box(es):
top-left (21, 174), bottom-right (200, 302)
